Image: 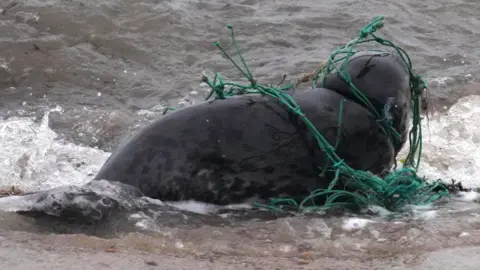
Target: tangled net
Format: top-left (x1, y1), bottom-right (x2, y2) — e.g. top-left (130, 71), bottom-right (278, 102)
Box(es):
top-left (197, 16), bottom-right (451, 213)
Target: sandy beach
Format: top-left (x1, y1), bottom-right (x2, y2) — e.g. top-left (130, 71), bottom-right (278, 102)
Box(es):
top-left (0, 228), bottom-right (478, 270)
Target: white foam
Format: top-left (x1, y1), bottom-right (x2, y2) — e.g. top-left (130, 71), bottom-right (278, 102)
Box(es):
top-left (0, 107), bottom-right (110, 192)
top-left (415, 210), bottom-right (438, 220)
top-left (165, 200), bottom-right (252, 215)
top-left (166, 200), bottom-right (218, 215)
top-left (398, 95), bottom-right (480, 188)
top-left (0, 194), bottom-right (34, 212)
top-left (457, 191), bottom-right (480, 202)
top-left (342, 218), bottom-right (373, 231)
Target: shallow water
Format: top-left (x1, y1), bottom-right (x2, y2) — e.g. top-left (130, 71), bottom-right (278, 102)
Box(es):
top-left (1, 0), bottom-right (480, 268)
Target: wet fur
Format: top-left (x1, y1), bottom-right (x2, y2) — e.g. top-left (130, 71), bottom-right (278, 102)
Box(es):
top-left (94, 52), bottom-right (411, 205)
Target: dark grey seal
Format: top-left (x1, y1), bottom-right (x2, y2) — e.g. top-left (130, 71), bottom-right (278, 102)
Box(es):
top-left (93, 51), bottom-right (412, 205)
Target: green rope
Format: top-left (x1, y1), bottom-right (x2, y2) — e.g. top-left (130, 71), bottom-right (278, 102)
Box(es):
top-left (198, 16), bottom-right (449, 213)
top-left (312, 16), bottom-right (425, 169)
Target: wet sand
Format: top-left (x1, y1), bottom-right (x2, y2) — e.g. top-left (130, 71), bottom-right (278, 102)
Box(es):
top-left (0, 229), bottom-right (478, 269)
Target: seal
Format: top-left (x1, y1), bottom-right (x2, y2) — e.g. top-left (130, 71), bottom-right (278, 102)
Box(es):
top-left (319, 51), bottom-right (411, 153)
top-left (93, 51), bottom-right (411, 205)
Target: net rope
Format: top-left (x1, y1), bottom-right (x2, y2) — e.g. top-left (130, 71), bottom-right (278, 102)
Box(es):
top-left (186, 16), bottom-right (451, 212)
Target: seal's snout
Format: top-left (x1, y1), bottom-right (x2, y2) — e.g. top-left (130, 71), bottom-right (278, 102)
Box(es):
top-left (420, 87), bottom-right (430, 114)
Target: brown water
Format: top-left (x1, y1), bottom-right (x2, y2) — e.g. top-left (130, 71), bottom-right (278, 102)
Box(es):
top-left (2, 0), bottom-right (480, 268)
top-left (2, 0), bottom-right (479, 149)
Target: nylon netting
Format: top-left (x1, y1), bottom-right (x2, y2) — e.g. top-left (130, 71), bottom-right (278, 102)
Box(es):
top-left (171, 16), bottom-right (452, 213)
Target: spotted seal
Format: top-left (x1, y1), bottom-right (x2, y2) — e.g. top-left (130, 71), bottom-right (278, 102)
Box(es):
top-left (93, 51), bottom-right (411, 205)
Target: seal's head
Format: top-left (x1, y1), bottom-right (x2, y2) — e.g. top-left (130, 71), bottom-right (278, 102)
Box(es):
top-left (319, 51), bottom-right (412, 152)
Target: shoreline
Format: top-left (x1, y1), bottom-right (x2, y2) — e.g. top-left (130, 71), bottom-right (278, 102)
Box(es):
top-left (1, 229), bottom-right (479, 270)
